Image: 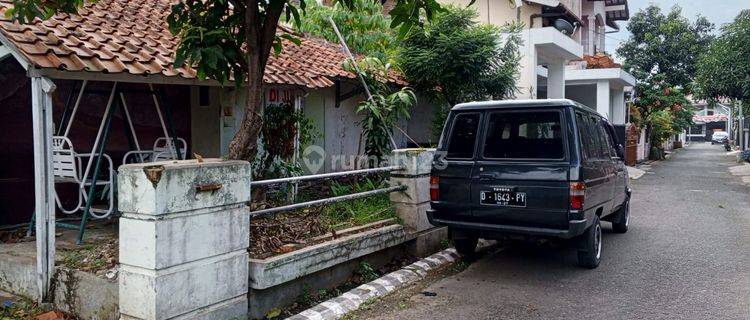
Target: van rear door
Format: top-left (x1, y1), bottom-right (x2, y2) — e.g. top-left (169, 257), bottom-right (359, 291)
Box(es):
top-left (431, 112), bottom-right (482, 221)
top-left (470, 109), bottom-right (572, 229)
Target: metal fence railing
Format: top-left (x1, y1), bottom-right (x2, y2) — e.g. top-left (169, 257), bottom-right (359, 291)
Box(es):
top-left (248, 166), bottom-right (405, 218)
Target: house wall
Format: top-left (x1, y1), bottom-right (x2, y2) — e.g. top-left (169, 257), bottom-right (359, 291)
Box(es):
top-left (406, 96), bottom-right (439, 146)
top-left (190, 87), bottom-right (222, 158)
top-left (442, 0), bottom-right (540, 26)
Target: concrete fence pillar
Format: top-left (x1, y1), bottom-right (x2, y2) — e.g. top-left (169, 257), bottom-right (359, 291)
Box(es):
top-left (389, 149), bottom-right (435, 233)
top-left (117, 159), bottom-right (252, 320)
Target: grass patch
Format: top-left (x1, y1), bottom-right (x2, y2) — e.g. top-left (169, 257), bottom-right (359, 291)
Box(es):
top-left (321, 177), bottom-right (396, 231)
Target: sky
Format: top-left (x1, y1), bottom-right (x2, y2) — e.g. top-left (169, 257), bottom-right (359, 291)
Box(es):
top-left (608, 0), bottom-right (750, 61)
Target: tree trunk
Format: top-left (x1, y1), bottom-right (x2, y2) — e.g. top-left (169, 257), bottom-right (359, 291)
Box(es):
top-left (227, 51), bottom-right (264, 161)
top-left (227, 73), bottom-right (264, 160)
top-left (226, 0), bottom-right (284, 161)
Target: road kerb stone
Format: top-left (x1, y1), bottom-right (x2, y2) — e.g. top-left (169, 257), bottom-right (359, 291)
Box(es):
top-left (286, 248), bottom-right (461, 320)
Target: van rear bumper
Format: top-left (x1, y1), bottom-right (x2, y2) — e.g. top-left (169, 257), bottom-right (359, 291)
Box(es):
top-left (427, 210), bottom-right (588, 239)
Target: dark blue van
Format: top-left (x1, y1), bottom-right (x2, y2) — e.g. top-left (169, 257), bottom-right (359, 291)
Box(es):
top-left (428, 99), bottom-right (631, 268)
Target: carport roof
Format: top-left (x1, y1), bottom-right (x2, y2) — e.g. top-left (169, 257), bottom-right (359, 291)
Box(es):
top-left (0, 0), bottom-right (401, 88)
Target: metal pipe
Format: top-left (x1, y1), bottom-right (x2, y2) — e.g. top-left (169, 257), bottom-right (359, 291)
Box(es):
top-left (149, 84), bottom-right (177, 159)
top-left (80, 82), bottom-right (117, 190)
top-left (251, 185), bottom-right (407, 218)
top-left (78, 86), bottom-right (118, 245)
top-left (328, 17), bottom-right (398, 150)
top-left (56, 81), bottom-right (79, 135)
top-left (120, 93), bottom-right (142, 152)
top-left (63, 80), bottom-right (88, 137)
top-left (250, 165), bottom-right (403, 187)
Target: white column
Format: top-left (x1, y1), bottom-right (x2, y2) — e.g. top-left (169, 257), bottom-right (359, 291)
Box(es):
top-left (118, 160), bottom-right (252, 320)
top-left (596, 80), bottom-right (610, 119)
top-left (598, 26), bottom-right (606, 53)
top-left (547, 61), bottom-right (566, 99)
top-left (611, 87), bottom-right (625, 124)
top-left (516, 30), bottom-right (538, 99)
top-left (390, 149), bottom-right (436, 232)
top-left (31, 76), bottom-right (56, 301)
top-left (587, 16), bottom-right (596, 56)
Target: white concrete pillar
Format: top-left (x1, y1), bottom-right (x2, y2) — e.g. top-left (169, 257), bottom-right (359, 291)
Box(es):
top-left (598, 26), bottom-right (606, 53)
top-left (587, 16), bottom-right (596, 56)
top-left (390, 149), bottom-right (435, 232)
top-left (547, 61), bottom-right (566, 99)
top-left (596, 80), bottom-right (610, 119)
top-left (611, 87), bottom-right (626, 124)
top-left (118, 159), bottom-right (252, 320)
top-left (516, 30), bottom-right (538, 99)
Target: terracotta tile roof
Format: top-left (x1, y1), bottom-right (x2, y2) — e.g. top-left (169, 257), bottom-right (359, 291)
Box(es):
top-left (0, 0), bottom-right (384, 88)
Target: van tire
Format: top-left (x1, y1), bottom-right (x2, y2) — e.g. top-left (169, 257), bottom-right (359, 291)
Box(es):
top-left (612, 199), bottom-right (630, 234)
top-left (577, 216), bottom-right (602, 269)
top-left (453, 237), bottom-right (478, 258)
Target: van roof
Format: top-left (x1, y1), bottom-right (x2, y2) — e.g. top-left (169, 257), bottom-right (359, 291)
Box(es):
top-left (451, 99), bottom-right (595, 113)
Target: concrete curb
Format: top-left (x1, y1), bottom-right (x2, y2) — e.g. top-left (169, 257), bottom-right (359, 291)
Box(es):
top-left (287, 248), bottom-right (460, 320)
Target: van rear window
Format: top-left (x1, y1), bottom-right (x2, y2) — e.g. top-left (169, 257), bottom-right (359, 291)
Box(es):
top-left (483, 111), bottom-right (564, 159)
top-left (446, 113), bottom-right (480, 159)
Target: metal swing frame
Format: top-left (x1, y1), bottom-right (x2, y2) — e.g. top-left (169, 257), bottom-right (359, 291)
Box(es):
top-left (28, 81), bottom-right (184, 244)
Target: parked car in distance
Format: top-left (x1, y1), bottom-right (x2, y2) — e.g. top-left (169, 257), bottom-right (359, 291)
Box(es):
top-left (711, 131), bottom-right (729, 145)
top-left (428, 99), bottom-right (631, 269)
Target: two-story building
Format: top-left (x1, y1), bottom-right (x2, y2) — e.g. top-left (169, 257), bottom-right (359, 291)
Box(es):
top-left (689, 101), bottom-right (731, 142)
top-left (439, 0), bottom-right (635, 125)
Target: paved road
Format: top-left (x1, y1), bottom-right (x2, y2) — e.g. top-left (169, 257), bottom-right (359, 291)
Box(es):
top-left (369, 143), bottom-right (750, 320)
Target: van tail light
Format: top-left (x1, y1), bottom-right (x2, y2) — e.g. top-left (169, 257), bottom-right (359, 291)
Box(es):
top-left (569, 182), bottom-right (586, 210)
top-left (430, 176), bottom-right (440, 201)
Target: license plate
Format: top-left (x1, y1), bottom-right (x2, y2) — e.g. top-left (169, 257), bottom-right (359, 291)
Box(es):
top-left (480, 187), bottom-right (526, 207)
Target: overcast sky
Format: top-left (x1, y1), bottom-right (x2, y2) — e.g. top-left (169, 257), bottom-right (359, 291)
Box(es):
top-left (608, 0), bottom-right (750, 61)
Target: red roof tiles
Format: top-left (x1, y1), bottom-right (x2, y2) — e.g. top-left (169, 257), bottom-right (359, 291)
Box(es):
top-left (0, 0), bottom-right (373, 88)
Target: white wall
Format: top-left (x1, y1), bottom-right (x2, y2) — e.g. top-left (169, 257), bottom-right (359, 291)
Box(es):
top-left (190, 86), bottom-right (222, 158)
top-left (406, 95), bottom-right (439, 146)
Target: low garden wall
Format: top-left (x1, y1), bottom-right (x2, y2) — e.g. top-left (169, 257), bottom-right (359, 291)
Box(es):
top-left (1, 149), bottom-right (445, 319)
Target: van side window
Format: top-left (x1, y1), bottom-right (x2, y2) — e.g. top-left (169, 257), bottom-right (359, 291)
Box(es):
top-left (446, 113), bottom-right (480, 159)
top-left (587, 116), bottom-right (606, 159)
top-left (576, 112), bottom-right (595, 160)
top-left (597, 120), bottom-right (616, 157)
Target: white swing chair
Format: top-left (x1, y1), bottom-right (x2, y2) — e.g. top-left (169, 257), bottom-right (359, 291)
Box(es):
top-left (122, 137), bottom-right (187, 164)
top-left (52, 136), bottom-right (115, 218)
top-left (53, 80), bottom-right (116, 219)
top-left (121, 84), bottom-right (187, 164)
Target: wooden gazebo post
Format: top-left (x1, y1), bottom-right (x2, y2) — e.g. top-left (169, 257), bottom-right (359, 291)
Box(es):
top-left (31, 76), bottom-right (56, 301)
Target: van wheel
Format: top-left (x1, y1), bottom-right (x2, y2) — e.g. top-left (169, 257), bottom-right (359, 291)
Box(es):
top-left (612, 199), bottom-right (630, 234)
top-left (577, 216), bottom-right (602, 269)
top-left (453, 237), bottom-right (478, 258)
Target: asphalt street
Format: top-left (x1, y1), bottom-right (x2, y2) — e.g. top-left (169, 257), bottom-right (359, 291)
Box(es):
top-left (366, 142), bottom-right (750, 320)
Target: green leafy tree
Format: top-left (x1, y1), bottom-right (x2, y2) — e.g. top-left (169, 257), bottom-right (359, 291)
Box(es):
top-left (617, 4), bottom-right (707, 149)
top-left (617, 4), bottom-right (714, 93)
top-left (696, 10), bottom-right (750, 107)
top-left (632, 75), bottom-right (690, 153)
top-left (8, 0), bottom-right (443, 160)
top-left (343, 57), bottom-right (415, 162)
top-left (398, 6), bottom-right (522, 138)
top-left (296, 0), bottom-right (396, 60)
